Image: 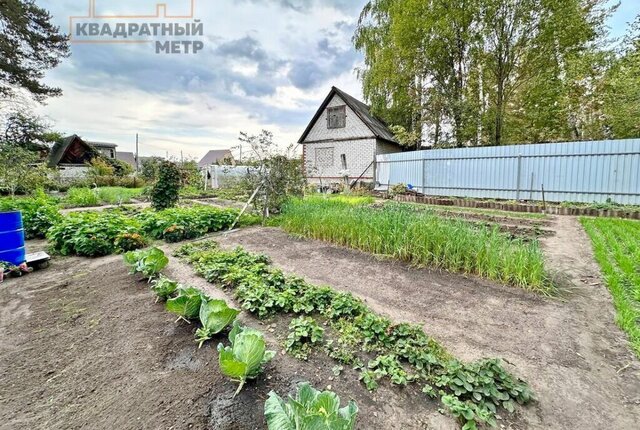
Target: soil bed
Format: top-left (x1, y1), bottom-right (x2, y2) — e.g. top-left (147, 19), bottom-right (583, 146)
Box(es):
top-left (0, 243), bottom-right (450, 430)
top-left (214, 223), bottom-right (640, 430)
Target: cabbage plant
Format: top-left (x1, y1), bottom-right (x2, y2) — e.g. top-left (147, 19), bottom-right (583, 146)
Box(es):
top-left (195, 299), bottom-right (240, 348)
top-left (151, 276), bottom-right (179, 302)
top-left (123, 247), bottom-right (169, 280)
top-left (264, 382), bottom-right (358, 430)
top-left (217, 322), bottom-right (275, 396)
top-left (165, 287), bottom-right (206, 322)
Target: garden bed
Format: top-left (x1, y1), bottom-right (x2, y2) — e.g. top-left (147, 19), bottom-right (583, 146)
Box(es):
top-left (394, 195), bottom-right (640, 219)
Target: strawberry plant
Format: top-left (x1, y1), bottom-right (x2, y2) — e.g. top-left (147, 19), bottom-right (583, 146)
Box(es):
top-left (285, 317), bottom-right (324, 360)
top-left (195, 298), bottom-right (240, 348)
top-left (217, 321), bottom-right (275, 396)
top-left (264, 382), bottom-right (358, 430)
top-left (123, 247), bottom-right (169, 280)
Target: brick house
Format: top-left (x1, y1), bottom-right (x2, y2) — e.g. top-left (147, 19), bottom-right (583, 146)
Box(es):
top-left (299, 86), bottom-right (402, 185)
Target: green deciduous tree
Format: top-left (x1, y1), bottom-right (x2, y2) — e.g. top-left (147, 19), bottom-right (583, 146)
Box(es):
top-left (0, 0), bottom-right (69, 102)
top-left (603, 16), bottom-right (640, 138)
top-left (355, 0), bottom-right (616, 147)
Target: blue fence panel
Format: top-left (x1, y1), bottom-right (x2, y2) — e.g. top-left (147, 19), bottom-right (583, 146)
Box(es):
top-left (375, 139), bottom-right (640, 204)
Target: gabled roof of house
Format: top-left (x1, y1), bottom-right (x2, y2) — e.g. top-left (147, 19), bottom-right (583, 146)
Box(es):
top-left (198, 149), bottom-right (234, 168)
top-left (298, 86), bottom-right (398, 144)
top-left (87, 141), bottom-right (117, 149)
top-left (116, 151), bottom-right (137, 167)
top-left (48, 134), bottom-right (96, 167)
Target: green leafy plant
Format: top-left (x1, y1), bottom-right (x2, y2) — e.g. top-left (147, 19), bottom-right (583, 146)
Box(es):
top-left (285, 316), bottom-right (324, 360)
top-left (138, 206), bottom-right (238, 243)
top-left (114, 232), bottom-right (147, 252)
top-left (165, 287), bottom-right (206, 323)
top-left (123, 247), bottom-right (169, 280)
top-left (65, 187), bottom-right (99, 207)
top-left (151, 160), bottom-right (182, 210)
top-left (264, 382), bottom-right (358, 430)
top-left (150, 275), bottom-right (179, 301)
top-left (361, 354), bottom-right (411, 389)
top-left (48, 211), bottom-right (142, 257)
top-left (0, 191), bottom-right (61, 239)
top-left (217, 321), bottom-right (275, 396)
top-left (195, 298), bottom-right (240, 348)
top-left (177, 242), bottom-right (534, 425)
top-left (281, 197), bottom-right (553, 293)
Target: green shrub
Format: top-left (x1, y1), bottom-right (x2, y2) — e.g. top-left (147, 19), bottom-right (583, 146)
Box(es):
top-left (0, 191), bottom-right (61, 239)
top-left (48, 211), bottom-right (143, 257)
top-left (96, 187), bottom-right (145, 204)
top-left (151, 161), bottom-right (181, 210)
top-left (137, 205), bottom-right (238, 242)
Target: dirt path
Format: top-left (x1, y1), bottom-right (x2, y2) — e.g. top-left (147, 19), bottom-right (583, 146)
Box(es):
top-left (215, 225), bottom-right (640, 430)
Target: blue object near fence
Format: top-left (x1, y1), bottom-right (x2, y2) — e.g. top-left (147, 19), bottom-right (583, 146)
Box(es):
top-left (0, 211), bottom-right (26, 266)
top-left (376, 138), bottom-right (640, 205)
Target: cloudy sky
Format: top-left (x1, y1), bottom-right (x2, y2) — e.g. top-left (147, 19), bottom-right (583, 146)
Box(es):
top-left (35, 0), bottom-right (638, 161)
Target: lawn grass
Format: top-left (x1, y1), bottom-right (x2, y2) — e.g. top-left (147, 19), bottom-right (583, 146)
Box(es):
top-left (281, 196), bottom-right (552, 293)
top-left (64, 187), bottom-right (145, 207)
top-left (97, 187), bottom-right (145, 204)
top-left (580, 217), bottom-right (640, 357)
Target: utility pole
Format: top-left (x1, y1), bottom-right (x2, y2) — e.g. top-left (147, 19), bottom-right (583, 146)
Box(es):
top-left (181, 150), bottom-right (184, 166)
top-left (135, 133), bottom-right (139, 172)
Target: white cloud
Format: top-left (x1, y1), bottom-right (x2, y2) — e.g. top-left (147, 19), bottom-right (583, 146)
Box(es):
top-left (33, 0), bottom-right (368, 160)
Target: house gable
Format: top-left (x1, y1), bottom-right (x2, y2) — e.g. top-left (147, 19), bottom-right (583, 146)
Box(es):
top-left (48, 135), bottom-right (98, 167)
top-left (298, 87), bottom-right (399, 145)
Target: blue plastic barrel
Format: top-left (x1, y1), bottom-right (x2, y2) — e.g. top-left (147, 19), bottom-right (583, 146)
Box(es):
top-left (0, 211), bottom-right (26, 266)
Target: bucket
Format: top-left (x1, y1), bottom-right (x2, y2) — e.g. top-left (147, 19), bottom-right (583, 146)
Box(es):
top-left (0, 211), bottom-right (26, 266)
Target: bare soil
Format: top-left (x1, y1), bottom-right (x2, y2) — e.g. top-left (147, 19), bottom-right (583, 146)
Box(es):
top-left (1, 214), bottom-right (639, 430)
top-left (0, 243), bottom-right (448, 430)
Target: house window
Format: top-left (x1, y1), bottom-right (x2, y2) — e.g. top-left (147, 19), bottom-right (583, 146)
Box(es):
top-left (315, 147), bottom-right (334, 168)
top-left (327, 106), bottom-right (346, 129)
top-left (340, 154), bottom-right (347, 170)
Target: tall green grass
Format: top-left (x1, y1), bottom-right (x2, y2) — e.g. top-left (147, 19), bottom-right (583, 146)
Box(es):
top-left (64, 187), bottom-right (145, 207)
top-left (281, 197), bottom-right (552, 293)
top-left (581, 217), bottom-right (640, 357)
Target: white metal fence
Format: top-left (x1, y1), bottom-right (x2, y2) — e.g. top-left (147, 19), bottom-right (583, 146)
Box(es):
top-left (376, 138), bottom-right (640, 205)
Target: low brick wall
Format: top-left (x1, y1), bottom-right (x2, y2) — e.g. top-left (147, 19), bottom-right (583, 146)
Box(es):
top-left (393, 195), bottom-right (640, 220)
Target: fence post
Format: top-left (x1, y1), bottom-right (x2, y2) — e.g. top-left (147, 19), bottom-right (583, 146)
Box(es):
top-left (422, 158), bottom-right (426, 195)
top-left (516, 154), bottom-right (522, 201)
